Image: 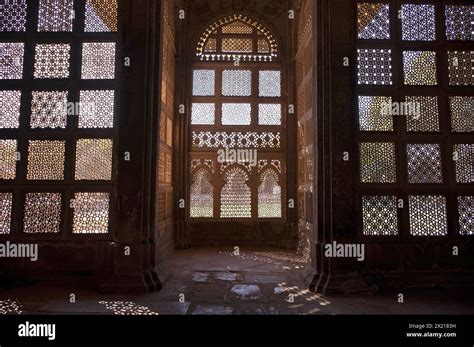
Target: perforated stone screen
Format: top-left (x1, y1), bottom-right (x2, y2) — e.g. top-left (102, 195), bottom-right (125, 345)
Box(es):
top-left (0, 0), bottom-right (119, 238)
top-left (190, 15), bottom-right (284, 221)
top-left (356, 2), bottom-right (472, 239)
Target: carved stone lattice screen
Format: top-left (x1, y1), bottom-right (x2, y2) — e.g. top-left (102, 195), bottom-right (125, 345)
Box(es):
top-left (0, 0), bottom-right (119, 237)
top-left (189, 14), bottom-right (285, 221)
top-left (295, 0), bottom-right (313, 259)
top-left (356, 2), bottom-right (473, 238)
top-left (157, 0), bottom-right (175, 252)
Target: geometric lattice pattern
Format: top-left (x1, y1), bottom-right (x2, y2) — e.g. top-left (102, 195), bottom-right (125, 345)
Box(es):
top-left (81, 42), bottom-right (116, 79)
top-left (38, 0), bottom-right (74, 32)
top-left (204, 38), bottom-right (216, 53)
top-left (258, 104), bottom-right (282, 126)
top-left (403, 51), bottom-right (437, 85)
top-left (192, 15), bottom-right (284, 221)
top-left (159, 115), bottom-right (165, 143)
top-left (222, 20), bottom-right (253, 34)
top-left (158, 151), bottom-right (164, 182)
top-left (450, 96), bottom-right (474, 133)
top-left (0, 42), bottom-right (24, 79)
top-left (0, 193), bottom-right (13, 234)
top-left (1, 1), bottom-right (120, 237)
top-left (221, 103), bottom-right (251, 126)
top-left (356, 4), bottom-right (468, 239)
top-left (259, 71), bottom-right (281, 97)
top-left (193, 70), bottom-right (215, 96)
top-left (362, 195), bottom-right (398, 236)
top-left (0, 140), bottom-right (17, 180)
top-left (85, 0), bottom-right (118, 32)
top-left (220, 167), bottom-right (251, 218)
top-left (165, 152), bottom-right (172, 183)
top-left (196, 15), bottom-right (278, 62)
top-left (357, 49), bottom-right (393, 85)
top-left (407, 144), bottom-right (443, 184)
top-left (34, 44), bottom-right (71, 79)
top-left (401, 4), bottom-right (435, 41)
top-left (27, 140), bottom-right (65, 180)
top-left (359, 142), bottom-right (396, 183)
top-left (458, 196), bottom-right (474, 236)
top-left (0, 0), bottom-right (27, 32)
top-left (357, 3), bottom-right (390, 40)
top-left (23, 193), bottom-right (62, 234)
top-left (0, 90), bottom-right (21, 128)
top-left (192, 131), bottom-right (281, 149)
top-left (445, 5), bottom-right (474, 41)
top-left (409, 195), bottom-right (448, 236)
top-left (258, 169), bottom-right (281, 218)
top-left (222, 38), bottom-right (253, 53)
top-left (405, 96), bottom-right (439, 132)
top-left (78, 90), bottom-right (115, 128)
top-left (358, 96), bottom-right (393, 131)
top-left (447, 51), bottom-right (474, 86)
top-left (454, 144), bottom-right (473, 184)
top-left (258, 39), bottom-right (270, 54)
top-left (72, 192), bottom-right (110, 234)
top-left (191, 103), bottom-right (215, 125)
top-left (75, 139), bottom-right (113, 181)
top-left (190, 168), bottom-right (213, 218)
top-left (30, 91), bottom-right (68, 129)
top-left (222, 70), bottom-right (251, 96)
top-left (166, 119), bottom-right (172, 147)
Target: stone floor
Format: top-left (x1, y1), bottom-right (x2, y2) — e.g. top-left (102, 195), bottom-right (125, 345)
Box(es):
top-left (1, 247), bottom-right (473, 315)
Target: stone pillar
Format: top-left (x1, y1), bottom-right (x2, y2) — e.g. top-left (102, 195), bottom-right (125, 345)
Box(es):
top-left (98, 0), bottom-right (163, 293)
top-left (307, 0), bottom-right (356, 293)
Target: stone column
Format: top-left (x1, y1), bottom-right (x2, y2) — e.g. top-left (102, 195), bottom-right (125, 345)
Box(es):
top-left (98, 0), bottom-right (163, 293)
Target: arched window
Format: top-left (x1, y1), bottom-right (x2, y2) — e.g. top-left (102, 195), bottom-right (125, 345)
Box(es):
top-left (258, 168), bottom-right (281, 218)
top-left (189, 14), bottom-right (285, 222)
top-left (220, 167), bottom-right (251, 218)
top-left (190, 168), bottom-right (214, 218)
top-left (196, 14), bottom-right (278, 62)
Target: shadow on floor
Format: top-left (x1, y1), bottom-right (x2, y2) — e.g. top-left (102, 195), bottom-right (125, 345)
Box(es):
top-left (0, 247), bottom-right (473, 315)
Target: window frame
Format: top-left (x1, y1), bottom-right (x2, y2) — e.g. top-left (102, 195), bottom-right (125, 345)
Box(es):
top-left (354, 0), bottom-right (474, 243)
top-left (187, 15), bottom-right (288, 223)
top-left (0, 0), bottom-right (122, 242)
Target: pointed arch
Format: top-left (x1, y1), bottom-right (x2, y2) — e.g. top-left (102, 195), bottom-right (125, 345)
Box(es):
top-left (190, 167), bottom-right (214, 218)
top-left (258, 168), bottom-right (282, 218)
top-left (220, 166), bottom-right (251, 218)
top-left (196, 14), bottom-right (278, 62)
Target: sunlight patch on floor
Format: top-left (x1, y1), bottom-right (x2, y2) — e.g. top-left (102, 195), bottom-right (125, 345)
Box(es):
top-left (99, 301), bottom-right (159, 315)
top-left (0, 299), bottom-right (22, 314)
